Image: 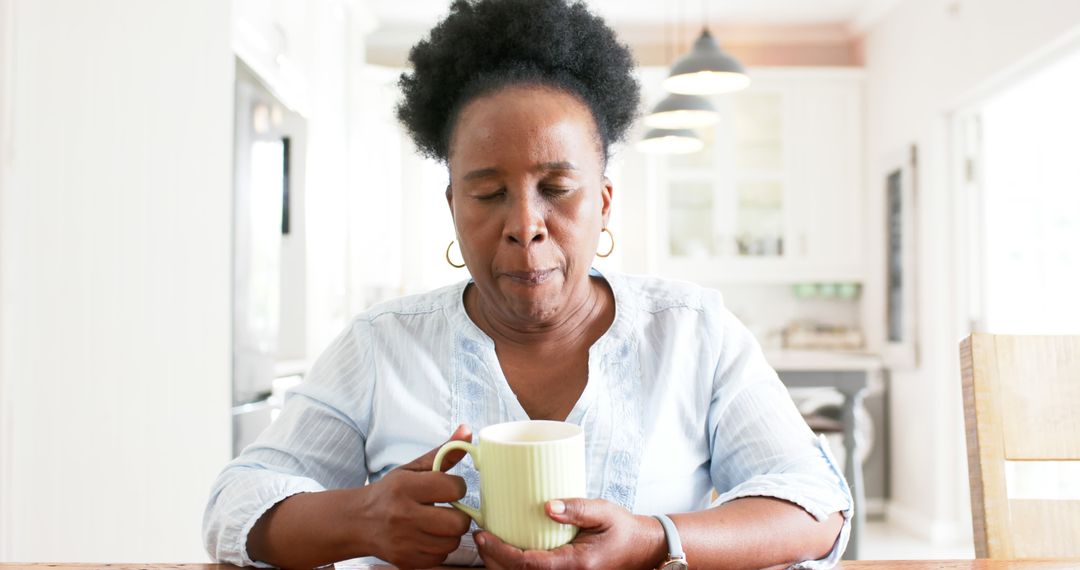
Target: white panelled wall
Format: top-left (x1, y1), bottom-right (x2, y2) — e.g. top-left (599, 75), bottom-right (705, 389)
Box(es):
top-left (0, 0), bottom-right (15, 556)
top-left (0, 0), bottom-right (233, 561)
top-left (861, 0), bottom-right (1080, 543)
top-left (0, 0), bottom-right (383, 561)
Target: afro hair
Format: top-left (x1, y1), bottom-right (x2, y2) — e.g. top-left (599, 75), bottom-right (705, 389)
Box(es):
top-left (396, 0), bottom-right (641, 164)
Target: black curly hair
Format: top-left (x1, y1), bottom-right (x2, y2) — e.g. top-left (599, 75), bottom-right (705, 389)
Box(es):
top-left (396, 0), bottom-right (640, 166)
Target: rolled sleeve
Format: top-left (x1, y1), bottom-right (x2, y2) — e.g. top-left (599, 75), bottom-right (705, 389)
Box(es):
top-left (204, 468), bottom-right (327, 567)
top-left (708, 308), bottom-right (854, 567)
top-left (710, 436), bottom-right (853, 568)
top-left (202, 320), bottom-right (375, 566)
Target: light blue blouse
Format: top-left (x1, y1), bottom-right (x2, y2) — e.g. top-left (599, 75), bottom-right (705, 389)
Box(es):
top-left (203, 270), bottom-right (853, 567)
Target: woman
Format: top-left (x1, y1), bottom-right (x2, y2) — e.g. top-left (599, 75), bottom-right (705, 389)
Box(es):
top-left (203, 1), bottom-right (852, 568)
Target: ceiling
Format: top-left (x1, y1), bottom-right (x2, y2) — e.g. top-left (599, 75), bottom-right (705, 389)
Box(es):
top-left (364, 0), bottom-right (900, 32)
top-left (361, 0), bottom-right (903, 67)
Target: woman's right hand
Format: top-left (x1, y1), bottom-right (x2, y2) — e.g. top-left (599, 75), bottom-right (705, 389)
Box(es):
top-left (353, 424), bottom-right (475, 569)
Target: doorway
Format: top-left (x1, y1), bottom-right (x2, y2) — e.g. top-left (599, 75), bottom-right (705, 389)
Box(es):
top-left (959, 47), bottom-right (1080, 334)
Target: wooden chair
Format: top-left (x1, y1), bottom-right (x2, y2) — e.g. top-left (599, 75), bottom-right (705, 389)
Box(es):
top-left (960, 333), bottom-right (1080, 558)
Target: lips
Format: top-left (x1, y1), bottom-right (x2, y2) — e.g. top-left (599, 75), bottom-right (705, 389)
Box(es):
top-left (501, 269), bottom-right (555, 285)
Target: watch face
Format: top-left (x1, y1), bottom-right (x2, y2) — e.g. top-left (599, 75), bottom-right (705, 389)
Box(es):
top-left (660, 560), bottom-right (689, 570)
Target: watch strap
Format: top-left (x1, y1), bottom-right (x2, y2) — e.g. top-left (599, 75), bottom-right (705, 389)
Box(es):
top-left (653, 513), bottom-right (685, 559)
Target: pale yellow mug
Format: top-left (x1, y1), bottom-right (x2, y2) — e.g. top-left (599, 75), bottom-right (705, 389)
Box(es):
top-left (432, 420), bottom-right (586, 550)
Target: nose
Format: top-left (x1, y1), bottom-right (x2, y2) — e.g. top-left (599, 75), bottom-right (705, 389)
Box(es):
top-left (503, 191), bottom-right (547, 247)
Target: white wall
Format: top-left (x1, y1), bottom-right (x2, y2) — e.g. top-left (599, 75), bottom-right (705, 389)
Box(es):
top-left (348, 65), bottom-right (406, 310)
top-left (0, 0), bottom-right (16, 556)
top-left (0, 0), bottom-right (233, 561)
top-left (860, 0), bottom-right (1080, 542)
top-left (299, 2), bottom-right (355, 354)
top-left (233, 0), bottom-right (379, 359)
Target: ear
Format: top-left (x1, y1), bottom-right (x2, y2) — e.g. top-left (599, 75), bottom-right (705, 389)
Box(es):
top-left (600, 176), bottom-right (614, 228)
top-left (445, 184), bottom-right (455, 222)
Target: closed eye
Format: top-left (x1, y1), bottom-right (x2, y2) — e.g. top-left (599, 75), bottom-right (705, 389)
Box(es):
top-left (543, 186), bottom-right (574, 197)
top-left (475, 189), bottom-right (506, 201)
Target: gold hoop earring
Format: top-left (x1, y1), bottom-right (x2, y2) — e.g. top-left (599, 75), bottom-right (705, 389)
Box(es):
top-left (445, 240), bottom-right (466, 268)
top-left (596, 227), bottom-right (615, 258)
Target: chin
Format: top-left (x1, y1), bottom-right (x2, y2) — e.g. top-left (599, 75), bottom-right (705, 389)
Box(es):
top-left (499, 284), bottom-right (563, 323)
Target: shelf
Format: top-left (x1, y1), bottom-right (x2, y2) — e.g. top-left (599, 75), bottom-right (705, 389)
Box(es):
top-left (658, 256), bottom-right (866, 284)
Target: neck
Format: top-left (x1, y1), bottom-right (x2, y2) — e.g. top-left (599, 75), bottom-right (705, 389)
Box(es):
top-left (466, 276), bottom-right (612, 351)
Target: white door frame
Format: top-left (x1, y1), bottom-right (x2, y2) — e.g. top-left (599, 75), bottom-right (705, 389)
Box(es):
top-left (949, 109), bottom-right (984, 335)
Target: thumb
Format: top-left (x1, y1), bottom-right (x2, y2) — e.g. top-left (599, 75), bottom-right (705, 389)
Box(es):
top-left (545, 498), bottom-right (613, 529)
top-left (401, 423), bottom-right (473, 472)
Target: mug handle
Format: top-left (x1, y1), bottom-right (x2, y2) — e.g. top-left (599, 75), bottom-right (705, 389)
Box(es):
top-left (432, 440), bottom-right (484, 527)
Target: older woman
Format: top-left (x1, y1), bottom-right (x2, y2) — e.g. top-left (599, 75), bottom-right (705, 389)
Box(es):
top-left (203, 0), bottom-right (851, 568)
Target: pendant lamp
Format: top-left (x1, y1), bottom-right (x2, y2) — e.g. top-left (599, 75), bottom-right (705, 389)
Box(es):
top-left (663, 29), bottom-right (750, 95)
top-left (644, 93), bottom-right (719, 130)
top-left (636, 128), bottom-right (705, 155)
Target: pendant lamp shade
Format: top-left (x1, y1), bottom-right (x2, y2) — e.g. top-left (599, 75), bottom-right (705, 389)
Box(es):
top-left (644, 93), bottom-right (719, 130)
top-left (636, 128), bottom-right (705, 155)
top-left (664, 29), bottom-right (750, 95)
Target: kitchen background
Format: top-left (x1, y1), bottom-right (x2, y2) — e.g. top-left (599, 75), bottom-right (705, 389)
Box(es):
top-left (1, 0), bottom-right (1078, 562)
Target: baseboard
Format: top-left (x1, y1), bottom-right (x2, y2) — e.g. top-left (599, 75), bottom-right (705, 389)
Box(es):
top-left (885, 501), bottom-right (972, 545)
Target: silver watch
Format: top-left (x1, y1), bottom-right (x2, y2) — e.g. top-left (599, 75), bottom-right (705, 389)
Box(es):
top-left (653, 514), bottom-right (688, 570)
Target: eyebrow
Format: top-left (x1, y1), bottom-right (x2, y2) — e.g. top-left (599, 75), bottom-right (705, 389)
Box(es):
top-left (535, 161), bottom-right (578, 173)
top-left (462, 167), bottom-right (499, 181)
top-left (461, 161), bottom-right (579, 181)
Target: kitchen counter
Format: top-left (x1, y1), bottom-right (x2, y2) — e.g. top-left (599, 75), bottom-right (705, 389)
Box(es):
top-left (765, 349), bottom-right (883, 372)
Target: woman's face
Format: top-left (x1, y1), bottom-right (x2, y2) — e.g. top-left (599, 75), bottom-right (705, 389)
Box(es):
top-left (446, 84), bottom-right (612, 325)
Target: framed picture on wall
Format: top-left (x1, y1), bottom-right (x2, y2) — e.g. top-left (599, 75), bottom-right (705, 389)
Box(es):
top-left (882, 145), bottom-right (919, 369)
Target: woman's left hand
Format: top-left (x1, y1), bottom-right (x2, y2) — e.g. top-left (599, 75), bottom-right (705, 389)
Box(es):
top-left (473, 498), bottom-right (664, 570)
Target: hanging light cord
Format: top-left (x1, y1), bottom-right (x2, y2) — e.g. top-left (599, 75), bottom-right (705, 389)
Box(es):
top-left (678, 0), bottom-right (686, 56)
top-left (665, 3), bottom-right (672, 65)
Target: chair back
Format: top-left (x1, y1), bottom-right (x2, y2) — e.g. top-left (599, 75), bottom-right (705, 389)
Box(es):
top-left (960, 333), bottom-right (1080, 558)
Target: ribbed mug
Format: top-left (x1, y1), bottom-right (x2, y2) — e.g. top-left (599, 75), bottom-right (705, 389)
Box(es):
top-left (432, 420), bottom-right (586, 550)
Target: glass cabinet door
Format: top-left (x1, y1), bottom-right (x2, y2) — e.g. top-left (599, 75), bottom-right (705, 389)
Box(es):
top-left (732, 91), bottom-right (785, 257)
top-left (667, 180), bottom-right (714, 257)
top-left (735, 178), bottom-right (784, 256)
top-left (733, 92), bottom-right (784, 171)
top-left (662, 88), bottom-right (787, 261)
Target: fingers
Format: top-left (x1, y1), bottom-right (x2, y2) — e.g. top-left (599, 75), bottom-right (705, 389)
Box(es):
top-left (414, 533), bottom-right (463, 556)
top-left (473, 530), bottom-right (529, 570)
top-left (545, 498), bottom-right (612, 530)
top-left (419, 504), bottom-right (473, 538)
top-left (391, 549), bottom-right (453, 570)
top-left (381, 523), bottom-right (463, 570)
top-left (381, 507), bottom-right (469, 568)
top-left (475, 531), bottom-right (582, 570)
top-left (401, 424), bottom-right (473, 472)
top-left (406, 470), bottom-right (468, 503)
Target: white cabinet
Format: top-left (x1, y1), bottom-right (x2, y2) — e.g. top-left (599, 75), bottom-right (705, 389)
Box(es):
top-left (787, 73), bottom-right (864, 278)
top-left (646, 68), bottom-right (864, 283)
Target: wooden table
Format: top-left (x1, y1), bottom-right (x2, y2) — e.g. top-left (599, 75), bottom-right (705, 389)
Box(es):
top-left (4, 561), bottom-right (1080, 569)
